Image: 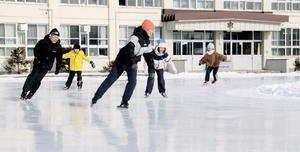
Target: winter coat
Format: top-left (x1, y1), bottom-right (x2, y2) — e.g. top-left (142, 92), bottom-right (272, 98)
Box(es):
top-left (116, 26), bottom-right (155, 74)
top-left (62, 50), bottom-right (92, 71)
top-left (199, 50), bottom-right (227, 67)
top-left (33, 34), bottom-right (62, 71)
top-left (144, 51), bottom-right (175, 70)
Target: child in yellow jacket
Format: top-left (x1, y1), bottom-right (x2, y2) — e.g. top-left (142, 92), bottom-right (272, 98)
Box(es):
top-left (62, 44), bottom-right (95, 90)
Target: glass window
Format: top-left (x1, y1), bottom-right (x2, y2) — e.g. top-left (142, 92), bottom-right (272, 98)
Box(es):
top-left (232, 31), bottom-right (252, 40)
top-left (232, 42), bottom-right (241, 55)
top-left (294, 48), bottom-right (300, 56)
top-left (88, 0), bottom-right (97, 5)
top-left (119, 0), bottom-right (125, 5)
top-left (6, 24), bottom-right (16, 45)
top-left (232, 1), bottom-right (238, 10)
top-left (18, 33), bottom-right (25, 45)
top-left (70, 25), bottom-right (79, 45)
top-left (246, 2), bottom-right (253, 10)
top-left (287, 48), bottom-right (291, 56)
top-left (197, 0), bottom-right (205, 8)
top-left (173, 42), bottom-right (181, 55)
top-left (278, 29), bottom-right (285, 46)
top-left (0, 24), bottom-right (4, 45)
top-left (224, 1), bottom-right (230, 9)
top-left (128, 0), bottom-right (136, 6)
top-left (293, 29), bottom-right (300, 46)
top-left (27, 25), bottom-right (37, 45)
top-left (193, 42), bottom-right (203, 55)
top-left (145, 0), bottom-right (153, 7)
top-left (27, 48), bottom-right (34, 57)
top-left (89, 26), bottom-right (98, 45)
top-left (224, 42), bottom-right (230, 55)
top-left (286, 28), bottom-right (291, 46)
top-left (60, 25), bottom-right (69, 45)
top-left (173, 31), bottom-right (181, 40)
top-left (272, 48), bottom-right (277, 56)
top-left (272, 3), bottom-right (278, 10)
top-left (0, 47), bottom-right (4, 56)
top-left (278, 48), bottom-right (285, 56)
top-left (6, 47), bottom-right (14, 57)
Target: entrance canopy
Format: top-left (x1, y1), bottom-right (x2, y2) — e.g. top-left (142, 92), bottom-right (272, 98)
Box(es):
top-left (162, 10), bottom-right (289, 31)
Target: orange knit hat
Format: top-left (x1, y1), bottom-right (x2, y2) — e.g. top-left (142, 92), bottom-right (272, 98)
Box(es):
top-left (141, 19), bottom-right (155, 31)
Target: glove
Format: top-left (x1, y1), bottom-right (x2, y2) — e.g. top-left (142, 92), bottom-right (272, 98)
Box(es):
top-left (149, 72), bottom-right (155, 78)
top-left (132, 64), bottom-right (138, 70)
top-left (90, 61), bottom-right (95, 68)
top-left (55, 69), bottom-right (59, 75)
top-left (144, 69), bottom-right (148, 75)
top-left (172, 67), bottom-right (177, 74)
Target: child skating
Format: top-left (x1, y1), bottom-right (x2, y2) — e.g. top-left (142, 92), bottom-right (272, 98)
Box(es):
top-left (199, 43), bottom-right (227, 85)
top-left (144, 39), bottom-right (177, 98)
top-left (62, 44), bottom-right (95, 90)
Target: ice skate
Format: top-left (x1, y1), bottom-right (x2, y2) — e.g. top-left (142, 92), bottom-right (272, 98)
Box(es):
top-left (117, 100), bottom-right (129, 108)
top-left (62, 86), bottom-right (69, 90)
top-left (161, 92), bottom-right (168, 98)
top-left (203, 80), bottom-right (208, 85)
top-left (212, 80), bottom-right (217, 84)
top-left (91, 97), bottom-right (98, 108)
top-left (77, 81), bottom-right (83, 91)
top-left (145, 92), bottom-right (150, 98)
top-left (26, 92), bottom-right (34, 99)
top-left (20, 91), bottom-right (28, 100)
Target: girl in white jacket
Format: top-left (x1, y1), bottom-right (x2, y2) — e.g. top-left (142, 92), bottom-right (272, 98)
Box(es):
top-left (144, 39), bottom-right (177, 98)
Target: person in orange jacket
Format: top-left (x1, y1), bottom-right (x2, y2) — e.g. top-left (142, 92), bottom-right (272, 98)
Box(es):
top-left (199, 43), bottom-right (227, 85)
top-left (62, 44), bottom-right (95, 90)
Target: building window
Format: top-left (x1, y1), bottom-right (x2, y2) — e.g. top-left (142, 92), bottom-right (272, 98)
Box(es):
top-left (1, 0), bottom-right (47, 3)
top-left (272, 28), bottom-right (300, 56)
top-left (272, 0), bottom-right (300, 11)
top-left (174, 0), bottom-right (213, 9)
top-left (223, 31), bottom-right (262, 56)
top-left (119, 0), bottom-right (162, 7)
top-left (27, 24), bottom-right (48, 45)
top-left (224, 0), bottom-right (261, 11)
top-left (60, 25), bottom-right (108, 57)
top-left (173, 31), bottom-right (214, 55)
top-left (60, 0), bottom-right (107, 5)
top-left (119, 26), bottom-right (162, 48)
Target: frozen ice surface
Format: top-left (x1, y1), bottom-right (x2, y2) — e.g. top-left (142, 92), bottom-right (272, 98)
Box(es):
top-left (1, 72), bottom-right (300, 152)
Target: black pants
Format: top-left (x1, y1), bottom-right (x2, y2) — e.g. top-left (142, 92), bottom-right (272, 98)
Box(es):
top-left (145, 69), bottom-right (165, 94)
top-left (22, 68), bottom-right (48, 94)
top-left (94, 59), bottom-right (137, 102)
top-left (205, 66), bottom-right (219, 81)
top-left (65, 71), bottom-right (82, 87)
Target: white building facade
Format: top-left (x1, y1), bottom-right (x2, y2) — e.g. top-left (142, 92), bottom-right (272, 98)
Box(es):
top-left (0, 0), bottom-right (298, 72)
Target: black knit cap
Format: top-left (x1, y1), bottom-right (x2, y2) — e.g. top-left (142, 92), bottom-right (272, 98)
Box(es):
top-left (73, 44), bottom-right (80, 50)
top-left (49, 28), bottom-right (60, 37)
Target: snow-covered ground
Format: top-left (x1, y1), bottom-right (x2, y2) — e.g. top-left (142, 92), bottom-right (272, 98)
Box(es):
top-left (1, 71), bottom-right (300, 152)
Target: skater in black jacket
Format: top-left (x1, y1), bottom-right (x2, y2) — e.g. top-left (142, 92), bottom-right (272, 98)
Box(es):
top-left (91, 19), bottom-right (156, 108)
top-left (20, 28), bottom-right (63, 100)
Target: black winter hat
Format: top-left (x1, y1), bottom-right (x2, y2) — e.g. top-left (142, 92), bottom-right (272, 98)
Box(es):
top-left (49, 28), bottom-right (60, 37)
top-left (74, 44), bottom-right (80, 50)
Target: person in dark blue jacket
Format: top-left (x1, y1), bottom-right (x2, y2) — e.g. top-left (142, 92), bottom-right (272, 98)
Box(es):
top-left (91, 19), bottom-right (156, 108)
top-left (20, 28), bottom-right (62, 100)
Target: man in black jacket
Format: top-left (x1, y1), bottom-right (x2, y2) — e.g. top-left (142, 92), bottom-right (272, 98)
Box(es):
top-left (91, 19), bottom-right (156, 108)
top-left (20, 28), bottom-right (63, 100)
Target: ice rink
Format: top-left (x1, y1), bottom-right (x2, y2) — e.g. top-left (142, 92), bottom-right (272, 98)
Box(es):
top-left (1, 72), bottom-right (300, 152)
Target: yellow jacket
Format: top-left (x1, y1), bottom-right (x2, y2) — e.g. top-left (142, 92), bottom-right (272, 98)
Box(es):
top-left (62, 50), bottom-right (92, 71)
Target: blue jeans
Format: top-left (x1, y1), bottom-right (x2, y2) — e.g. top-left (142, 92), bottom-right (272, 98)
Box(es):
top-left (205, 66), bottom-right (219, 81)
top-left (94, 59), bottom-right (137, 102)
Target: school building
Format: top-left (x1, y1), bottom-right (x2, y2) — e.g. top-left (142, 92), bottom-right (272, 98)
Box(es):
top-left (0, 0), bottom-right (299, 73)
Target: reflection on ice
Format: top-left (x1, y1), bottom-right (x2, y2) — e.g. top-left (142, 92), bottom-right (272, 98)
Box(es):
top-left (0, 74), bottom-right (300, 151)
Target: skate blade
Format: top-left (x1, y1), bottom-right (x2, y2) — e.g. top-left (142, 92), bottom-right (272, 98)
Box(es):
top-left (117, 105), bottom-right (128, 109)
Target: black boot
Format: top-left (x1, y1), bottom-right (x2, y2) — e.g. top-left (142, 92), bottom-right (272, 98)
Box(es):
top-left (26, 92), bottom-right (34, 99)
top-left (118, 100), bottom-right (129, 108)
top-left (91, 96), bottom-right (99, 108)
top-left (20, 91), bottom-right (28, 100)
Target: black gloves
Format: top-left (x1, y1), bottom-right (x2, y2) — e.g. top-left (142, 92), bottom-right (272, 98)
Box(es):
top-left (132, 64), bottom-right (137, 70)
top-left (149, 73), bottom-right (155, 78)
top-left (55, 69), bottom-right (59, 75)
top-left (90, 61), bottom-right (95, 68)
